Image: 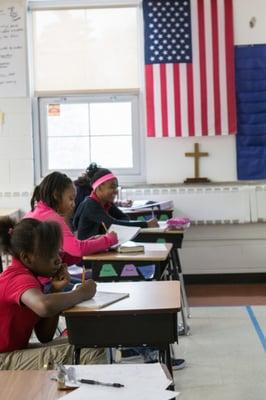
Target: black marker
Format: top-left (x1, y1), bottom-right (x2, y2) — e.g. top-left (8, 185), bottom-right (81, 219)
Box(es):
top-left (79, 378), bottom-right (124, 388)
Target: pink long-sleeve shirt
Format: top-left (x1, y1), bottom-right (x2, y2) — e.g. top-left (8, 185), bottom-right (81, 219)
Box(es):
top-left (25, 201), bottom-right (116, 263)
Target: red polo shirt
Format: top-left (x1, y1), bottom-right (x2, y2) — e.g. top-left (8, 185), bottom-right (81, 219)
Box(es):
top-left (0, 258), bottom-right (41, 353)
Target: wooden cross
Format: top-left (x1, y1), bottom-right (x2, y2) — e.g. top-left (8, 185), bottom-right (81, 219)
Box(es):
top-left (184, 143), bottom-right (210, 183)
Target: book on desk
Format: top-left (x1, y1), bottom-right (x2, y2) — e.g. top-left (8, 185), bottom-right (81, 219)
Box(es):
top-left (116, 240), bottom-right (144, 253)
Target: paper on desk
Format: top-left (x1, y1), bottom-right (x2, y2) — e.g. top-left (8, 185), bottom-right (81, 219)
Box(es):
top-left (71, 291), bottom-right (129, 309)
top-left (60, 385), bottom-right (179, 400)
top-left (64, 363), bottom-right (172, 391)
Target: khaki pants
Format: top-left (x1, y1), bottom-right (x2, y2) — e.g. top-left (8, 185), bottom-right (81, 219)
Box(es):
top-left (0, 338), bottom-right (106, 370)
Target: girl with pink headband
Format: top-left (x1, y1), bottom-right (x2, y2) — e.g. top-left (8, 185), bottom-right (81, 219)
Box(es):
top-left (25, 172), bottom-right (118, 267)
top-left (73, 163), bottom-right (159, 240)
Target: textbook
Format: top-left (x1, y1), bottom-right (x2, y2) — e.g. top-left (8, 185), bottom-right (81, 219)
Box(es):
top-left (117, 241), bottom-right (144, 253)
top-left (72, 290), bottom-right (129, 310)
top-left (108, 224), bottom-right (141, 249)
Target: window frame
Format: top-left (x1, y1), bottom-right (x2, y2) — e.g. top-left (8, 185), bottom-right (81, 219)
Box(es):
top-left (34, 92), bottom-right (145, 183)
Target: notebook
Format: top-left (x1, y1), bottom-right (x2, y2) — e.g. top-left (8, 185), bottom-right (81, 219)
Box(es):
top-left (72, 290), bottom-right (129, 310)
top-left (117, 241), bottom-right (144, 253)
top-left (108, 224), bottom-right (141, 249)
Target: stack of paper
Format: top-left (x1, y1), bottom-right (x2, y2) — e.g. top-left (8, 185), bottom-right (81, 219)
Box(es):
top-left (59, 364), bottom-right (180, 399)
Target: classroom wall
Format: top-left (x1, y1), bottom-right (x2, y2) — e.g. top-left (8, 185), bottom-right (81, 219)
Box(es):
top-left (0, 0), bottom-right (265, 208)
top-left (145, 0), bottom-right (266, 184)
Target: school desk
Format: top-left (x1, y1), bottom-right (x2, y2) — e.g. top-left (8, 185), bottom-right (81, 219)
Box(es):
top-left (83, 242), bottom-right (173, 281)
top-left (122, 207), bottom-right (174, 222)
top-left (64, 281), bottom-right (180, 382)
top-left (0, 364), bottom-right (176, 400)
top-left (135, 223), bottom-right (190, 334)
top-left (0, 208), bottom-right (20, 273)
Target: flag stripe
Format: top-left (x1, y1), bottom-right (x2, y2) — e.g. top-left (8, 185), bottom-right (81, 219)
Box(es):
top-left (180, 64), bottom-right (189, 137)
top-left (145, 65), bottom-right (155, 137)
top-left (153, 64), bottom-right (162, 138)
top-left (187, 63), bottom-right (195, 136)
top-left (204, 0), bottom-right (215, 136)
top-left (224, 0), bottom-right (237, 134)
top-left (197, 0), bottom-right (208, 135)
top-left (166, 64), bottom-right (176, 137)
top-left (217, 0), bottom-right (228, 135)
top-left (160, 64), bottom-right (169, 137)
top-left (191, 0), bottom-right (202, 137)
top-left (173, 64), bottom-right (182, 137)
top-left (211, 0), bottom-right (221, 135)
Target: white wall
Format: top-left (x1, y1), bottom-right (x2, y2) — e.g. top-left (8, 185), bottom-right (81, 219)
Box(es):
top-left (0, 0), bottom-right (266, 207)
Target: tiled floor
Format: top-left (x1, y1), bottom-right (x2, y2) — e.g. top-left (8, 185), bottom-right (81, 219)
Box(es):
top-left (174, 305), bottom-right (266, 399)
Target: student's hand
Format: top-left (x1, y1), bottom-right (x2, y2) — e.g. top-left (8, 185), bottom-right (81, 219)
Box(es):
top-left (77, 279), bottom-right (97, 300)
top-left (51, 264), bottom-right (70, 292)
top-left (105, 231), bottom-right (118, 247)
top-left (147, 218), bottom-right (159, 228)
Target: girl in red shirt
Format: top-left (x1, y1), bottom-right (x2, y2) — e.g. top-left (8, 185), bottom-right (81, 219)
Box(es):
top-left (0, 217), bottom-right (104, 369)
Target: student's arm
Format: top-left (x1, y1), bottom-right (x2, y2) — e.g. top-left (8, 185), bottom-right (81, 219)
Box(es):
top-left (85, 201), bottom-right (149, 229)
top-left (109, 204), bottom-right (130, 220)
top-left (34, 264), bottom-right (70, 342)
top-left (55, 213), bottom-right (117, 257)
top-left (21, 279), bottom-right (97, 319)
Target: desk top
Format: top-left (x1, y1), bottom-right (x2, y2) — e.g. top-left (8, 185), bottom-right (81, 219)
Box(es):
top-left (0, 208), bottom-right (20, 218)
top-left (64, 280), bottom-right (180, 315)
top-left (140, 221), bottom-right (184, 234)
top-left (0, 364), bottom-right (175, 400)
top-left (122, 207), bottom-right (173, 214)
top-left (0, 370), bottom-right (66, 400)
top-left (83, 242), bottom-right (172, 261)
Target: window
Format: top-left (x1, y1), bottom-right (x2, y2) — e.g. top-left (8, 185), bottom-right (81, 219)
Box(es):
top-left (30, 2), bottom-right (144, 183)
top-left (38, 94), bottom-right (142, 177)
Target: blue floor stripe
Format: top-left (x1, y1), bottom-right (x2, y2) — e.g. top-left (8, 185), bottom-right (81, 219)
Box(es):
top-left (246, 305), bottom-right (266, 352)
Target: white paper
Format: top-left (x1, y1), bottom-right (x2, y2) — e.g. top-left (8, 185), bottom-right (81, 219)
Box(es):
top-left (108, 224), bottom-right (140, 248)
top-left (68, 265), bottom-right (83, 275)
top-left (72, 291), bottom-right (129, 309)
top-left (129, 200), bottom-right (173, 211)
top-left (60, 364), bottom-right (179, 400)
top-left (60, 386), bottom-right (179, 400)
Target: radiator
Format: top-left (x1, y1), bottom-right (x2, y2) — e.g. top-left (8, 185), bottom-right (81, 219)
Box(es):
top-left (121, 185), bottom-right (262, 224)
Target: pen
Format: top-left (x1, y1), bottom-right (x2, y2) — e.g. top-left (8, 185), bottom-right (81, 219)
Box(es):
top-left (102, 221), bottom-right (108, 233)
top-left (82, 266), bottom-right (86, 287)
top-left (79, 378), bottom-right (124, 388)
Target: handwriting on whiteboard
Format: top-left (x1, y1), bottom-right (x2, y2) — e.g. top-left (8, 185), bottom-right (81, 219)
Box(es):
top-left (0, 1), bottom-right (26, 97)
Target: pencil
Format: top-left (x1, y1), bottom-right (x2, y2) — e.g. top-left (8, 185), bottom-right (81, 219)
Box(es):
top-left (102, 221), bottom-right (108, 233)
top-left (82, 266), bottom-right (86, 287)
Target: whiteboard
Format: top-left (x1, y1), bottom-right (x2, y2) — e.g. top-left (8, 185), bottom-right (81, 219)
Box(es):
top-left (0, 0), bottom-right (27, 97)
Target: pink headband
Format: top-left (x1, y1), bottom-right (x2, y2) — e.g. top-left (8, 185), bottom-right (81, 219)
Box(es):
top-left (92, 173), bottom-right (116, 191)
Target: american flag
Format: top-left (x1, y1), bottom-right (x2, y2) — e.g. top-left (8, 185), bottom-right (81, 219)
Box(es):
top-left (143, 0), bottom-right (237, 137)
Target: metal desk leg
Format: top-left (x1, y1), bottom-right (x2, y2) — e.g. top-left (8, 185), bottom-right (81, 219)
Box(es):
top-left (173, 249), bottom-right (191, 318)
top-left (168, 252), bottom-right (190, 335)
top-left (74, 347), bottom-right (81, 364)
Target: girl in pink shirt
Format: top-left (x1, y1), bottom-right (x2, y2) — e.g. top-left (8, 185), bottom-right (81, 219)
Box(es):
top-left (25, 172), bottom-right (117, 265)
